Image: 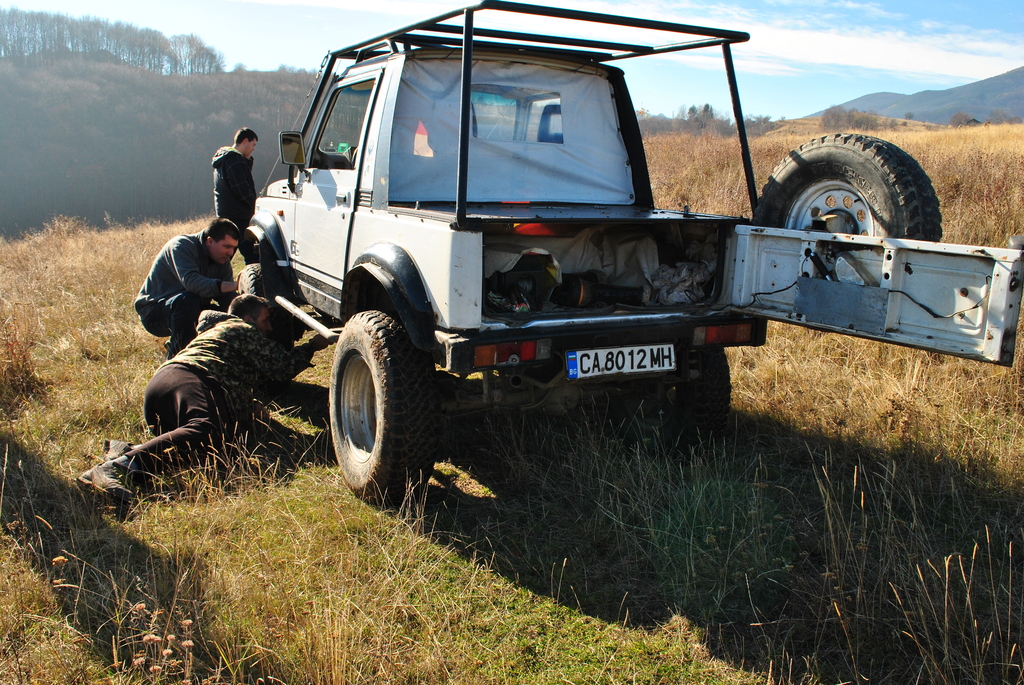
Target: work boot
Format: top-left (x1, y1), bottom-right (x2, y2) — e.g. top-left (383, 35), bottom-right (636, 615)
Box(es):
top-left (77, 457), bottom-right (135, 504)
top-left (102, 439), bottom-right (132, 461)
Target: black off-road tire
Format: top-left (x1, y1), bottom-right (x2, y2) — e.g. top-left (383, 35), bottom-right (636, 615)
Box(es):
top-left (237, 263), bottom-right (296, 349)
top-left (754, 133), bottom-right (942, 241)
top-left (675, 347), bottom-right (732, 439)
top-left (330, 310), bottom-right (439, 505)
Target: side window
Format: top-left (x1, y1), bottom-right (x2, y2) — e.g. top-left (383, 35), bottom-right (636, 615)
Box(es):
top-left (470, 85), bottom-right (562, 144)
top-left (312, 79), bottom-right (375, 170)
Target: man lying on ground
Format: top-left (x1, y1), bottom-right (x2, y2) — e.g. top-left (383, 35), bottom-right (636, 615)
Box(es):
top-left (80, 294), bottom-right (330, 504)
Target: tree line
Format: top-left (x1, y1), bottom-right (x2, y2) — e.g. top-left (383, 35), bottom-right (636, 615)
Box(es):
top-left (0, 7), bottom-right (224, 75)
top-left (823, 105), bottom-right (1023, 131)
top-left (638, 103), bottom-right (782, 138)
top-left (949, 109), bottom-right (1023, 127)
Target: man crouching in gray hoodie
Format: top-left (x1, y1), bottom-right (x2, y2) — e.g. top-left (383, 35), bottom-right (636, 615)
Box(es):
top-left (134, 217), bottom-right (240, 358)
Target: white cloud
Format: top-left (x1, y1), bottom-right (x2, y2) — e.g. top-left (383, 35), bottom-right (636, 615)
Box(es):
top-left (230, 0), bottom-right (1024, 82)
top-left (231, 0), bottom-right (453, 13)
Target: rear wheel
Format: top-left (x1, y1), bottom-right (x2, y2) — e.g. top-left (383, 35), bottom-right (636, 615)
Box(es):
top-left (754, 133), bottom-right (942, 241)
top-left (330, 311), bottom-right (439, 504)
top-left (674, 347), bottom-right (732, 439)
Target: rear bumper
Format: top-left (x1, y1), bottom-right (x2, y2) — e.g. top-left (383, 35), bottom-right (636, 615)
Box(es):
top-left (436, 311), bottom-right (767, 374)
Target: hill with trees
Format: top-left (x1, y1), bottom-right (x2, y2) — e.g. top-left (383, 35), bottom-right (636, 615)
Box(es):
top-left (822, 65), bottom-right (1024, 125)
top-left (0, 9), bottom-right (313, 235)
top-left (0, 7), bottom-right (225, 74)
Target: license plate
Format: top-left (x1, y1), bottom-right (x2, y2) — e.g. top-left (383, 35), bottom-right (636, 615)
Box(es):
top-left (566, 344), bottom-right (676, 379)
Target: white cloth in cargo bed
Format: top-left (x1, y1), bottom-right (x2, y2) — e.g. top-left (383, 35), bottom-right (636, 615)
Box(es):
top-left (389, 57), bottom-right (634, 204)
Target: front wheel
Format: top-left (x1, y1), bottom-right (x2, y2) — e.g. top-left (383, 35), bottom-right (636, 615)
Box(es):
top-left (329, 311), bottom-right (439, 504)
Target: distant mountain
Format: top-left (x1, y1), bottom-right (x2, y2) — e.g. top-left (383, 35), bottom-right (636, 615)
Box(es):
top-left (812, 66), bottom-right (1024, 125)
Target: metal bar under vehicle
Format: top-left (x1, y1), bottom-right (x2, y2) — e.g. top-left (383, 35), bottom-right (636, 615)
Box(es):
top-left (275, 296), bottom-right (340, 343)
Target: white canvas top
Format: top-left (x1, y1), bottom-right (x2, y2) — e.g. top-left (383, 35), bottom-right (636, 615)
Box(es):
top-left (389, 56), bottom-right (635, 204)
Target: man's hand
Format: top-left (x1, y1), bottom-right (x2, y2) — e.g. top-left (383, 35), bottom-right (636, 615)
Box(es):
top-left (221, 279), bottom-right (238, 294)
top-left (253, 400), bottom-right (272, 425)
top-left (308, 334), bottom-right (331, 351)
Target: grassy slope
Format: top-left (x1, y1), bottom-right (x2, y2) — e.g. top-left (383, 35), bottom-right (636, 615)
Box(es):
top-left (4, 124), bottom-right (1024, 684)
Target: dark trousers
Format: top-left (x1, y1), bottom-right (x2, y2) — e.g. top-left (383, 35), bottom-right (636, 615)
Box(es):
top-left (237, 237), bottom-right (258, 265)
top-left (223, 213), bottom-right (258, 265)
top-left (140, 291), bottom-right (208, 358)
top-left (124, 363), bottom-right (233, 475)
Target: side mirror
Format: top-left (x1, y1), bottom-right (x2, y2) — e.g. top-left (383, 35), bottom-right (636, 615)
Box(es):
top-left (279, 131), bottom-right (306, 166)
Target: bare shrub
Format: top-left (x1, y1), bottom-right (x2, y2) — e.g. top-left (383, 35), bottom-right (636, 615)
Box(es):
top-left (0, 302), bottom-right (41, 417)
top-left (950, 111), bottom-right (976, 127)
top-left (41, 214), bottom-right (89, 238)
top-left (822, 105), bottom-right (892, 133)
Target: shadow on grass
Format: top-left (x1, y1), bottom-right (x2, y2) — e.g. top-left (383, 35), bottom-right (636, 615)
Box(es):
top-left (0, 382), bottom-right (330, 681)
top-left (0, 430), bottom-right (218, 680)
top-left (256, 378), bottom-right (332, 467)
top-left (423, 405), bottom-right (1024, 684)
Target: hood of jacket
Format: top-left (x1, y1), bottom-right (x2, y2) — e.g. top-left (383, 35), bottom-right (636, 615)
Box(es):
top-left (212, 146), bottom-right (241, 169)
top-left (196, 310), bottom-right (238, 334)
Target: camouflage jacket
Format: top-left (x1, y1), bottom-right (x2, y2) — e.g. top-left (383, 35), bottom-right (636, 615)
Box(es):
top-left (169, 311), bottom-right (317, 423)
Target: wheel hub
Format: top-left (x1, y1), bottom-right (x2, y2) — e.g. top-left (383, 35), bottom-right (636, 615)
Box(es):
top-left (340, 354), bottom-right (377, 464)
top-left (784, 180), bottom-right (876, 236)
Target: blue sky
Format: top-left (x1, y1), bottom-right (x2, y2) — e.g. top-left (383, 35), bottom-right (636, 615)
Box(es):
top-left (9, 0), bottom-right (1024, 119)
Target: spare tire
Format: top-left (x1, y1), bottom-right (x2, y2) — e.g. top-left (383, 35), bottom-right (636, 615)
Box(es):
top-left (754, 133), bottom-right (942, 241)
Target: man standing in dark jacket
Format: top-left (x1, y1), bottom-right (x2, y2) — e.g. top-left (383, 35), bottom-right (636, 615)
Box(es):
top-left (212, 127), bottom-right (259, 264)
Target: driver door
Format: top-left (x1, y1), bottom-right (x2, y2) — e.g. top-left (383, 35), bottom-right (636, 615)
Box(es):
top-left (292, 78), bottom-right (378, 311)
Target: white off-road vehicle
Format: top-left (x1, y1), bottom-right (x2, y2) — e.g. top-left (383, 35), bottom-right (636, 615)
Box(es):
top-left (245, 1), bottom-right (1024, 503)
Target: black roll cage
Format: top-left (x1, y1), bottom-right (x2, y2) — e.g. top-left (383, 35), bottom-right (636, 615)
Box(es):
top-left (300, 0), bottom-right (757, 228)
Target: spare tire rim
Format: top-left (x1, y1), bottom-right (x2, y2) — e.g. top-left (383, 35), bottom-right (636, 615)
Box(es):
top-left (340, 353), bottom-right (377, 464)
top-left (784, 179), bottom-right (880, 236)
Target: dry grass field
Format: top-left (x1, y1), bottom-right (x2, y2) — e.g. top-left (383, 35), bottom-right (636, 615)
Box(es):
top-left (3, 124), bottom-right (1024, 684)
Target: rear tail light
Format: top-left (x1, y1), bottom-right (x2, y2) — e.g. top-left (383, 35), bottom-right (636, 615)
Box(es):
top-left (692, 323), bottom-right (753, 346)
top-left (473, 339), bottom-right (552, 367)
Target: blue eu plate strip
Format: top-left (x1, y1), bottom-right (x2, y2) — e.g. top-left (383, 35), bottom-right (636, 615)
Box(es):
top-left (566, 351), bottom-right (579, 379)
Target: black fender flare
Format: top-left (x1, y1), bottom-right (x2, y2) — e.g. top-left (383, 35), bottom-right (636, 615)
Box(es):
top-left (246, 210), bottom-right (300, 303)
top-left (346, 243), bottom-right (435, 351)
top-left (246, 210), bottom-right (290, 266)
